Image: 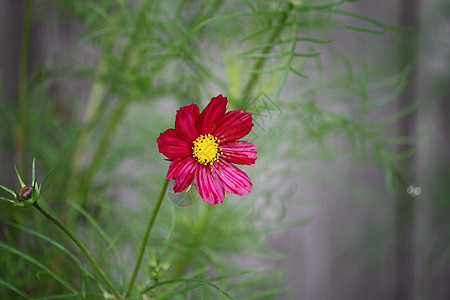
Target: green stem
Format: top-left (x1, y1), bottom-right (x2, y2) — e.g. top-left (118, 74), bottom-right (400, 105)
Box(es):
top-left (125, 178), bottom-right (169, 298)
top-left (71, 60), bottom-right (107, 177)
top-left (80, 99), bottom-right (131, 193)
top-left (77, 3), bottom-right (150, 198)
top-left (33, 202), bottom-right (120, 299)
top-left (76, 0), bottom-right (226, 201)
top-left (60, 61), bottom-right (108, 227)
top-left (16, 0), bottom-right (33, 176)
top-left (240, 4), bottom-right (292, 109)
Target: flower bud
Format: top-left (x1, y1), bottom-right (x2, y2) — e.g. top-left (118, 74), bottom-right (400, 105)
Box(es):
top-left (1, 158), bottom-right (53, 208)
top-left (17, 185), bottom-right (33, 201)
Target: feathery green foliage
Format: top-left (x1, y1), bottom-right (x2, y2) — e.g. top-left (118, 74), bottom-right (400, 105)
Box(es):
top-left (0, 0), bottom-right (418, 299)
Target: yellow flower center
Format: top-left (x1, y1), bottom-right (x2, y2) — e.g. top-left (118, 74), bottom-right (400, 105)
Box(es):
top-left (192, 134), bottom-right (222, 165)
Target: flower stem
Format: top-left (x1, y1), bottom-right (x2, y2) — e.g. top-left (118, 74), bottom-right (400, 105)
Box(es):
top-left (33, 202), bottom-right (120, 299)
top-left (125, 178), bottom-right (169, 298)
top-left (240, 3), bottom-right (293, 109)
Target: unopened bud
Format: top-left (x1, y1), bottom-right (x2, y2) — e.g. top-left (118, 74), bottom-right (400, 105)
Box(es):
top-left (17, 185), bottom-right (33, 201)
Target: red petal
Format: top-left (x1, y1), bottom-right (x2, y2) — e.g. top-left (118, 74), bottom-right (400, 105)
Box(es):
top-left (213, 110), bottom-right (253, 143)
top-left (214, 159), bottom-right (252, 196)
top-left (198, 94), bottom-right (228, 134)
top-left (194, 165), bottom-right (225, 205)
top-left (175, 103), bottom-right (200, 142)
top-left (220, 141), bottom-right (257, 165)
top-left (157, 128), bottom-right (192, 160)
top-left (167, 156), bottom-right (198, 192)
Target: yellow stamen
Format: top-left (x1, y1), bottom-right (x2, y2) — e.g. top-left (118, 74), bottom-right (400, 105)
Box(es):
top-left (192, 134), bottom-right (222, 165)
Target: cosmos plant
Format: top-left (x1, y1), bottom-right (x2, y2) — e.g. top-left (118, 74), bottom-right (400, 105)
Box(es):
top-left (1, 95), bottom-right (257, 299)
top-left (0, 0), bottom-right (416, 299)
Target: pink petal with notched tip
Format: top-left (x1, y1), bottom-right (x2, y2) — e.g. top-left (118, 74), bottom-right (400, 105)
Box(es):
top-left (198, 94), bottom-right (228, 135)
top-left (213, 110), bottom-right (253, 143)
top-left (167, 156), bottom-right (198, 192)
top-left (213, 159), bottom-right (252, 196)
top-left (194, 165), bottom-right (225, 205)
top-left (220, 140), bottom-right (257, 165)
top-left (175, 103), bottom-right (200, 142)
top-left (157, 128), bottom-right (192, 160)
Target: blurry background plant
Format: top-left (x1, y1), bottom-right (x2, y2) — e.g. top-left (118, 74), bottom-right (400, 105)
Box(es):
top-left (0, 0), bottom-right (448, 299)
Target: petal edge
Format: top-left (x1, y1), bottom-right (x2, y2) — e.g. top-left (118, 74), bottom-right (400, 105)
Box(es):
top-left (167, 156), bottom-right (198, 192)
top-left (157, 128), bottom-right (192, 160)
top-left (214, 159), bottom-right (252, 196)
top-left (175, 103), bottom-right (200, 142)
top-left (194, 165), bottom-right (225, 205)
top-left (220, 140), bottom-right (257, 165)
top-left (198, 94), bottom-right (228, 134)
top-left (213, 110), bottom-right (253, 143)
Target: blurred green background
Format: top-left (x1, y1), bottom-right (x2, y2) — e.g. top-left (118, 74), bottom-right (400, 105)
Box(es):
top-left (0, 0), bottom-right (448, 299)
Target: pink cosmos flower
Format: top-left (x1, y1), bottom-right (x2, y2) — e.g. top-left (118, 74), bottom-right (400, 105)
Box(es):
top-left (157, 94), bottom-right (257, 205)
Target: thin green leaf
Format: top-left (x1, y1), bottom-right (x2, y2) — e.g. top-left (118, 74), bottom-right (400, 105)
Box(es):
top-left (240, 37), bottom-right (333, 55)
top-left (334, 9), bottom-right (404, 31)
top-left (78, 28), bottom-right (114, 45)
top-left (68, 201), bottom-right (127, 274)
top-left (289, 67), bottom-right (309, 78)
top-left (5, 222), bottom-right (95, 280)
top-left (33, 293), bottom-right (105, 300)
top-left (239, 26), bottom-right (282, 44)
top-left (295, 21), bottom-right (387, 34)
top-left (384, 161), bottom-right (396, 195)
top-left (364, 67), bottom-right (409, 92)
top-left (39, 164), bottom-right (57, 194)
top-left (84, 1), bottom-right (110, 23)
top-left (0, 242), bottom-right (77, 293)
top-left (295, 0), bottom-right (348, 12)
top-left (363, 77), bottom-right (407, 112)
top-left (226, 267), bottom-right (287, 288)
top-left (252, 66), bottom-right (287, 74)
top-left (32, 158), bottom-right (36, 183)
top-left (387, 147), bottom-right (416, 161)
top-left (208, 269), bottom-right (264, 282)
top-left (193, 12), bottom-right (252, 32)
top-left (294, 37), bottom-right (335, 44)
top-left (0, 184), bottom-right (16, 196)
top-left (0, 278), bottom-right (32, 299)
top-left (377, 98), bottom-right (419, 124)
top-left (293, 52), bottom-right (322, 57)
top-left (0, 196), bottom-right (23, 207)
top-left (242, 52), bottom-right (291, 59)
top-left (243, 52), bottom-right (321, 59)
top-left (14, 165), bottom-right (25, 187)
top-left (141, 278), bottom-right (234, 299)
